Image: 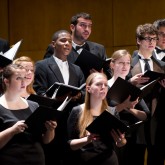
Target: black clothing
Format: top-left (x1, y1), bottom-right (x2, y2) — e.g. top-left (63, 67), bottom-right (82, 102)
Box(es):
top-left (67, 105), bottom-right (119, 165)
top-left (0, 100), bottom-right (45, 165)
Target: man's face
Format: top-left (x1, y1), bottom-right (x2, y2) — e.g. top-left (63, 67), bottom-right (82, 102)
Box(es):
top-left (71, 18), bottom-right (92, 44)
top-left (157, 26), bottom-right (165, 49)
top-left (53, 32), bottom-right (72, 58)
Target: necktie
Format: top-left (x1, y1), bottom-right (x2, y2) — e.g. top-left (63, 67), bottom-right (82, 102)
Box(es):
top-left (155, 47), bottom-right (165, 54)
top-left (143, 59), bottom-right (151, 71)
top-left (75, 44), bottom-right (85, 51)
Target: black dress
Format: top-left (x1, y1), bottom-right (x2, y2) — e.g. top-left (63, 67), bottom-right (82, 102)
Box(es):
top-left (0, 100), bottom-right (45, 165)
top-left (66, 105), bottom-right (119, 165)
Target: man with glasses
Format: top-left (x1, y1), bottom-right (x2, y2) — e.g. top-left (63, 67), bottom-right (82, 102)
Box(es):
top-left (153, 19), bottom-right (165, 61)
top-left (67, 12), bottom-right (111, 79)
top-left (127, 23), bottom-right (165, 165)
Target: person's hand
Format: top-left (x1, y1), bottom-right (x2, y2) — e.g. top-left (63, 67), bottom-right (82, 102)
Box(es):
top-left (111, 129), bottom-right (127, 147)
top-left (120, 95), bottom-right (139, 110)
top-left (72, 92), bottom-right (81, 101)
top-left (11, 120), bottom-right (27, 134)
top-left (159, 78), bottom-right (165, 88)
top-left (86, 132), bottom-right (100, 143)
top-left (45, 120), bottom-right (57, 131)
top-left (129, 73), bottom-right (150, 86)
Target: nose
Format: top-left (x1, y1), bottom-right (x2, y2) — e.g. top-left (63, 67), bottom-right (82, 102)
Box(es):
top-left (21, 78), bottom-right (26, 85)
top-left (101, 83), bottom-right (107, 89)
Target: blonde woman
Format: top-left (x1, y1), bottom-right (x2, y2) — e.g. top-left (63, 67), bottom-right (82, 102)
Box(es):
top-left (67, 72), bottom-right (126, 165)
top-left (13, 56), bottom-right (36, 98)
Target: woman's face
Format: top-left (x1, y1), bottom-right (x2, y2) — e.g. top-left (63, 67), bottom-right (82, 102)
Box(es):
top-left (20, 61), bottom-right (34, 86)
top-left (111, 55), bottom-right (131, 78)
top-left (6, 68), bottom-right (27, 93)
top-left (87, 75), bottom-right (108, 100)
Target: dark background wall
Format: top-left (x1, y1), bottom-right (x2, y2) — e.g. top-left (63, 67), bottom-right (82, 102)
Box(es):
top-left (1, 0), bottom-right (165, 61)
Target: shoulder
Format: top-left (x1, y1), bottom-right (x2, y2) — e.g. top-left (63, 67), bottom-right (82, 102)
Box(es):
top-left (27, 100), bottom-right (39, 112)
top-left (68, 62), bottom-right (81, 70)
top-left (71, 104), bottom-right (83, 115)
top-left (36, 56), bottom-right (54, 65)
top-left (87, 41), bottom-right (104, 48)
top-left (35, 57), bottom-right (55, 70)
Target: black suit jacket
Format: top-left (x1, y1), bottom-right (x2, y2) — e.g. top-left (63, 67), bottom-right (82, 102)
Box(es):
top-left (67, 41), bottom-right (107, 63)
top-left (67, 41), bottom-right (111, 79)
top-left (128, 50), bottom-right (165, 146)
top-left (34, 56), bottom-right (85, 96)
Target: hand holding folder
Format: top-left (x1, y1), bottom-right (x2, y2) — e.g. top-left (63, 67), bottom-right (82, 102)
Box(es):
top-left (107, 77), bottom-right (159, 104)
top-left (142, 70), bottom-right (165, 85)
top-left (86, 110), bottom-right (143, 135)
top-left (75, 49), bottom-right (111, 79)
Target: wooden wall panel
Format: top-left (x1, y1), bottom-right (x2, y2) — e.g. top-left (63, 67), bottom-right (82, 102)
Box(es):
top-left (113, 0), bottom-right (165, 54)
top-left (0, 0), bottom-right (9, 40)
top-left (4, 0), bottom-right (165, 61)
top-left (8, 0), bottom-right (113, 61)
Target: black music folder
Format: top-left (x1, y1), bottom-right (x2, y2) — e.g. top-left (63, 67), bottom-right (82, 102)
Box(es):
top-left (75, 49), bottom-right (111, 79)
top-left (86, 110), bottom-right (143, 135)
top-left (142, 70), bottom-right (165, 84)
top-left (27, 94), bottom-right (58, 108)
top-left (27, 94), bottom-right (71, 111)
top-left (45, 82), bottom-right (86, 99)
top-left (0, 40), bottom-right (22, 68)
top-left (107, 77), bottom-right (158, 104)
top-left (25, 105), bottom-right (62, 135)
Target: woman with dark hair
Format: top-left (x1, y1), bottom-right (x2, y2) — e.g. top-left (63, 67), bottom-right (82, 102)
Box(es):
top-left (0, 64), bottom-right (57, 165)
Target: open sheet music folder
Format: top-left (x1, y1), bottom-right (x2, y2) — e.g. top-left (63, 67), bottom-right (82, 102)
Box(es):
top-left (75, 49), bottom-right (111, 79)
top-left (27, 94), bottom-right (71, 111)
top-left (25, 105), bottom-right (62, 135)
top-left (86, 110), bottom-right (144, 135)
top-left (141, 70), bottom-right (165, 85)
top-left (107, 77), bottom-right (159, 104)
top-left (45, 82), bottom-right (86, 99)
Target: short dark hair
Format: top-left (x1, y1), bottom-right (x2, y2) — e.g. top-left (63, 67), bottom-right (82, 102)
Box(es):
top-left (70, 12), bottom-right (92, 25)
top-left (136, 23), bottom-right (158, 40)
top-left (52, 30), bottom-right (70, 41)
top-left (153, 19), bottom-right (165, 30)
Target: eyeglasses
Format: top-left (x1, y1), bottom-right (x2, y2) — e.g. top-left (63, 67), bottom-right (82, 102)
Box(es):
top-left (142, 37), bottom-right (158, 42)
top-left (158, 32), bottom-right (165, 37)
top-left (77, 22), bottom-right (92, 29)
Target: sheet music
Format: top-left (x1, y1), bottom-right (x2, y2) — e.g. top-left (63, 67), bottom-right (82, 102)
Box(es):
top-left (51, 86), bottom-right (60, 99)
top-left (57, 96), bottom-right (72, 111)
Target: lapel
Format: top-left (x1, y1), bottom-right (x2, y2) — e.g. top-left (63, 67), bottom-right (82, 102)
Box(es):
top-left (47, 56), bottom-right (65, 83)
top-left (151, 56), bottom-right (165, 73)
top-left (68, 63), bottom-right (75, 85)
top-left (131, 52), bottom-right (142, 75)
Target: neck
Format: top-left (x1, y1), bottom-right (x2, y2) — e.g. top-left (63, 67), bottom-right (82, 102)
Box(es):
top-left (138, 50), bottom-right (152, 59)
top-left (4, 91), bottom-right (20, 102)
top-left (90, 98), bottom-right (103, 116)
top-left (72, 38), bottom-right (85, 45)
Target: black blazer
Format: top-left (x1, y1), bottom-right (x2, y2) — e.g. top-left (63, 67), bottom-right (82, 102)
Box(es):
top-left (33, 56), bottom-right (85, 96)
top-left (128, 50), bottom-right (165, 145)
top-left (67, 41), bottom-right (111, 79)
top-left (67, 41), bottom-right (107, 63)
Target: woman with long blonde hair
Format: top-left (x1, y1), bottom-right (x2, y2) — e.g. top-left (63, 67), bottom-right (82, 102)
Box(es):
top-left (67, 72), bottom-right (126, 165)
